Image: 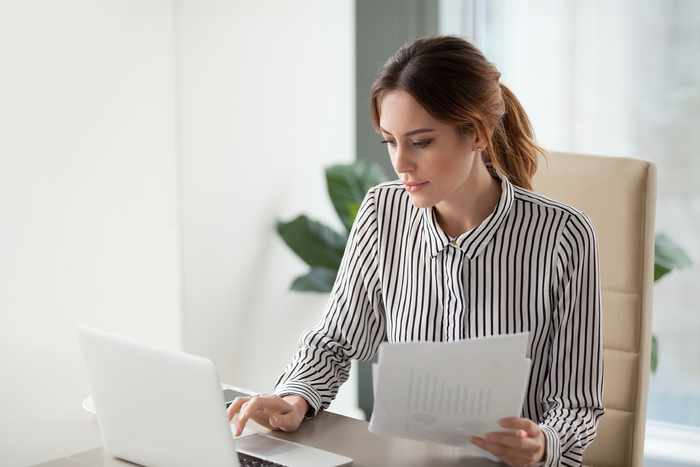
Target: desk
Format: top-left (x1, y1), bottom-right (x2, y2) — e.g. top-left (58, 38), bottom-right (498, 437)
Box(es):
top-left (32, 385), bottom-right (499, 467)
top-left (33, 411), bottom-right (498, 467)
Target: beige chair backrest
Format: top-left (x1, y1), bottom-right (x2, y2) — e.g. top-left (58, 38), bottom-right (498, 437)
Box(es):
top-left (532, 151), bottom-right (656, 467)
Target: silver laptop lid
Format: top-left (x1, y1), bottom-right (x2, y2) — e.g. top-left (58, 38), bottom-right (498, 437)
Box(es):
top-left (78, 326), bottom-right (239, 467)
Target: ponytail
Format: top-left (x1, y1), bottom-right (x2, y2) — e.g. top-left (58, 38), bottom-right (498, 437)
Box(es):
top-left (487, 83), bottom-right (546, 190)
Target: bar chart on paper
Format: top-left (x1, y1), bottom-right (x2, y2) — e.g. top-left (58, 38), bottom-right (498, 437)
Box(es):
top-left (407, 368), bottom-right (492, 420)
top-left (369, 333), bottom-right (532, 452)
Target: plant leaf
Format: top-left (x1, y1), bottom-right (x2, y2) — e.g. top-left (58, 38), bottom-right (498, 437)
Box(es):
top-left (326, 160), bottom-right (387, 232)
top-left (290, 267), bottom-right (337, 293)
top-left (651, 334), bottom-right (659, 374)
top-left (654, 264), bottom-right (671, 282)
top-left (654, 232), bottom-right (692, 282)
top-left (347, 201), bottom-right (360, 223)
top-left (276, 215), bottom-right (346, 269)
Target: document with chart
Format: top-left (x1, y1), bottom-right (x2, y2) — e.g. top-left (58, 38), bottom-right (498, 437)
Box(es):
top-left (368, 332), bottom-right (532, 452)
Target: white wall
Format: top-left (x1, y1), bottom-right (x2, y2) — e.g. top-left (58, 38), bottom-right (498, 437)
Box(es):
top-left (1, 1), bottom-right (360, 465)
top-left (176, 0), bottom-right (361, 417)
top-left (0, 2), bottom-right (181, 466)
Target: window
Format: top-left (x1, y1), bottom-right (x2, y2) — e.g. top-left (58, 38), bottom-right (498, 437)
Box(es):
top-left (441, 1), bottom-right (700, 464)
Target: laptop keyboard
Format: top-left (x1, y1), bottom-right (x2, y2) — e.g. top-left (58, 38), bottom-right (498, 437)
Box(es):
top-left (236, 451), bottom-right (286, 467)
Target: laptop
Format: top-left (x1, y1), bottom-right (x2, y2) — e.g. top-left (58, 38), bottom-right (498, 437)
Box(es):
top-left (78, 326), bottom-right (353, 467)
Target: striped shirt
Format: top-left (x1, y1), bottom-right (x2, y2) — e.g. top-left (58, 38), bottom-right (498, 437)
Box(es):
top-left (274, 169), bottom-right (605, 467)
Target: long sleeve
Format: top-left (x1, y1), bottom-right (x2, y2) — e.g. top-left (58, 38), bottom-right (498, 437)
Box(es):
top-left (539, 212), bottom-right (606, 467)
top-left (273, 189), bottom-right (386, 416)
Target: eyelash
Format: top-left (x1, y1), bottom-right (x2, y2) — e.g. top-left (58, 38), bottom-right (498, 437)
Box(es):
top-left (380, 139), bottom-right (433, 148)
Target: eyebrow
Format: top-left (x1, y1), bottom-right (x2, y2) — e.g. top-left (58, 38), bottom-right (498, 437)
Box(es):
top-left (379, 127), bottom-right (436, 137)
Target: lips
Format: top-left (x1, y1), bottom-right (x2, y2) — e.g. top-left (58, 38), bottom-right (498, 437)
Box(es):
top-left (404, 181), bottom-right (429, 193)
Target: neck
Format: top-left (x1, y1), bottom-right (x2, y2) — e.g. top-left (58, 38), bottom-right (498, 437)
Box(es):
top-left (434, 162), bottom-right (502, 239)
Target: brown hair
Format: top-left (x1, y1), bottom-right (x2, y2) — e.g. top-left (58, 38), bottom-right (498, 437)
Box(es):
top-left (370, 35), bottom-right (546, 190)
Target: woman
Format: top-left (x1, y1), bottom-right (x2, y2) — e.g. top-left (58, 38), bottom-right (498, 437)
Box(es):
top-left (228, 35), bottom-right (605, 467)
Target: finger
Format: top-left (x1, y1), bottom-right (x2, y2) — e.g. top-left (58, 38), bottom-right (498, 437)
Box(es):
top-left (255, 394), bottom-right (296, 414)
top-left (236, 396), bottom-right (266, 436)
top-left (484, 428), bottom-right (528, 440)
top-left (227, 396), bottom-right (250, 422)
top-left (236, 394), bottom-right (296, 434)
top-left (269, 411), bottom-right (302, 432)
top-left (470, 437), bottom-right (508, 458)
top-left (230, 394), bottom-right (294, 426)
top-left (498, 417), bottom-right (540, 437)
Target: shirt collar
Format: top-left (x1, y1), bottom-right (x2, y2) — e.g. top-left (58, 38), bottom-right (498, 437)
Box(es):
top-left (421, 172), bottom-right (515, 260)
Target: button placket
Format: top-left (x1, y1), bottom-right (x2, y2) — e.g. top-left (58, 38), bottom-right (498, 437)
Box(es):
top-left (445, 245), bottom-right (469, 341)
top-left (461, 253), bottom-right (470, 339)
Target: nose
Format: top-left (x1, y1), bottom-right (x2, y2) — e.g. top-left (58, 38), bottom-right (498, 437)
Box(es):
top-left (392, 143), bottom-right (415, 175)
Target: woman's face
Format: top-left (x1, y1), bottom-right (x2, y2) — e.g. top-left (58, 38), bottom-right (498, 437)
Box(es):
top-left (378, 89), bottom-right (482, 208)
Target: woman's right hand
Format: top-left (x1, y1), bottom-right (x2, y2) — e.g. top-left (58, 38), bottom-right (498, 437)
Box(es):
top-left (227, 393), bottom-right (309, 436)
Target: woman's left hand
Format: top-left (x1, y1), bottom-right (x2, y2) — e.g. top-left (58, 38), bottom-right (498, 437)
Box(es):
top-left (470, 417), bottom-right (546, 467)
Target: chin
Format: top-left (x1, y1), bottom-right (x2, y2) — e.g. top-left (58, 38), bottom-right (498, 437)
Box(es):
top-left (407, 193), bottom-right (435, 209)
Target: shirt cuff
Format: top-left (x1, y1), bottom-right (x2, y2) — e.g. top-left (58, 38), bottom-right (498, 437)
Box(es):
top-left (273, 381), bottom-right (323, 418)
top-left (539, 423), bottom-right (561, 467)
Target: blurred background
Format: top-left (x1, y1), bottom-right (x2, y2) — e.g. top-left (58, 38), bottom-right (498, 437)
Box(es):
top-left (0, 1), bottom-right (697, 466)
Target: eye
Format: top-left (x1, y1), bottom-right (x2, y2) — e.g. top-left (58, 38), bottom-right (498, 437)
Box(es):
top-left (412, 139), bottom-right (433, 148)
top-left (380, 139), bottom-right (433, 148)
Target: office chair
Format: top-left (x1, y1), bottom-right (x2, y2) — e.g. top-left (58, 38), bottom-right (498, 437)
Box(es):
top-left (532, 151), bottom-right (657, 467)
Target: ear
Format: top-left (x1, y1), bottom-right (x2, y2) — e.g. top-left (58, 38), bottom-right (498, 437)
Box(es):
top-left (457, 123), bottom-right (486, 152)
top-left (472, 129), bottom-right (487, 151)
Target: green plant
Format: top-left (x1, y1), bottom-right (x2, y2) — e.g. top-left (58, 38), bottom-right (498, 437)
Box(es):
top-left (651, 232), bottom-right (693, 373)
top-left (276, 159), bottom-right (388, 293)
top-left (275, 162), bottom-right (694, 376)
